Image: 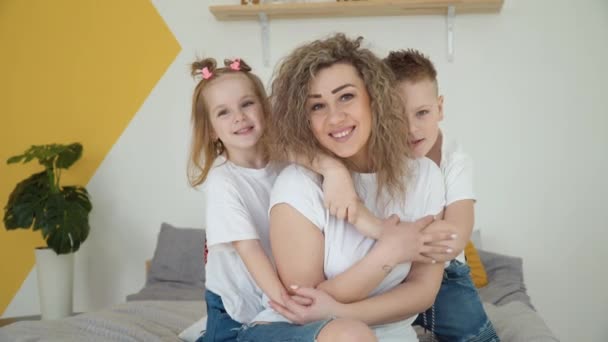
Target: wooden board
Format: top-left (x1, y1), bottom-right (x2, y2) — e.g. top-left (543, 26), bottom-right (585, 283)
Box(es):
top-left (210, 0), bottom-right (504, 21)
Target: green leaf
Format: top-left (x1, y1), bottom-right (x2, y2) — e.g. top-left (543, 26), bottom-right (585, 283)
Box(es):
top-left (23, 154), bottom-right (36, 163)
top-left (56, 143), bottom-right (82, 169)
top-left (3, 172), bottom-right (49, 230)
top-left (42, 189), bottom-right (91, 254)
top-left (6, 143), bottom-right (82, 170)
top-left (6, 155), bottom-right (25, 164)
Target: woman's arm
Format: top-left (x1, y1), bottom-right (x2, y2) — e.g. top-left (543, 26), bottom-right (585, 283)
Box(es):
top-left (334, 261), bottom-right (443, 325)
top-left (269, 203), bottom-right (327, 290)
top-left (316, 210), bottom-right (451, 303)
top-left (271, 203), bottom-right (450, 304)
top-left (270, 261), bottom-right (443, 326)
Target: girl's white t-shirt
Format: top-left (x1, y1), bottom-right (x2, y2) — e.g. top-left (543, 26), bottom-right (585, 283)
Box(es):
top-left (204, 158), bottom-right (283, 323)
top-left (253, 157), bottom-right (445, 341)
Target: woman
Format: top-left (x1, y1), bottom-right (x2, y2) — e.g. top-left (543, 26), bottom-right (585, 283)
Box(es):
top-left (237, 34), bottom-right (452, 342)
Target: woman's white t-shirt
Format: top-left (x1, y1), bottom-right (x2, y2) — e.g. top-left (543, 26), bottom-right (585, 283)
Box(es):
top-left (253, 157), bottom-right (445, 341)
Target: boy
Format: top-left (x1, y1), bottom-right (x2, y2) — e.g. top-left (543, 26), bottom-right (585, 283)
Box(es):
top-left (384, 49), bottom-right (499, 341)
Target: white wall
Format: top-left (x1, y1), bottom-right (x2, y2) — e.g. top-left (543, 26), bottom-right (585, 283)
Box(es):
top-left (6, 0), bottom-right (607, 340)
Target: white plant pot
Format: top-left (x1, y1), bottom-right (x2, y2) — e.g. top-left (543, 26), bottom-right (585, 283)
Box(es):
top-left (34, 248), bottom-right (74, 320)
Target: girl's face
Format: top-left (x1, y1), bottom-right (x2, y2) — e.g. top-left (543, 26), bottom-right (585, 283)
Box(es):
top-left (203, 73), bottom-right (264, 157)
top-left (306, 63), bottom-right (373, 170)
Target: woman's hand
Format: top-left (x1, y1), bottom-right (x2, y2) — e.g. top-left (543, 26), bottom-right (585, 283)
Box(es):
top-left (269, 286), bottom-right (341, 325)
top-left (279, 287), bottom-right (314, 306)
top-left (375, 215), bottom-right (457, 264)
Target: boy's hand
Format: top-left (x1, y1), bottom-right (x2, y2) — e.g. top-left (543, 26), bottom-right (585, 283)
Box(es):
top-left (269, 286), bottom-right (340, 325)
top-left (322, 165), bottom-right (359, 221)
top-left (421, 220), bottom-right (465, 262)
top-left (375, 216), bottom-right (458, 264)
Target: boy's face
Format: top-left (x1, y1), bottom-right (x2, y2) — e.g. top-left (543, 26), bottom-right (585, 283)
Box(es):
top-left (398, 79), bottom-right (444, 158)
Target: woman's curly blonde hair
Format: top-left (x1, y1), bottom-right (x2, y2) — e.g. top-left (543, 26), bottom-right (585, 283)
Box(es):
top-left (188, 57), bottom-right (271, 187)
top-left (268, 33), bottom-right (412, 200)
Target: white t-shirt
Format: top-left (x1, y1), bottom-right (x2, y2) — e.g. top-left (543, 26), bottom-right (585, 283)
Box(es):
top-left (253, 157), bottom-right (445, 341)
top-left (204, 158), bottom-right (282, 323)
top-left (440, 132), bottom-right (476, 263)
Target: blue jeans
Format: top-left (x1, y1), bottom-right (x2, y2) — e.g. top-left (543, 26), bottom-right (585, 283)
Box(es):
top-left (414, 260), bottom-right (499, 342)
top-left (236, 320), bottom-right (333, 342)
top-left (196, 290), bottom-right (243, 342)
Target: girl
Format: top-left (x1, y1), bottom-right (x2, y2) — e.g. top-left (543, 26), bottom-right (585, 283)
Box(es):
top-left (188, 57), bottom-right (282, 342)
top-left (236, 34), bottom-right (455, 342)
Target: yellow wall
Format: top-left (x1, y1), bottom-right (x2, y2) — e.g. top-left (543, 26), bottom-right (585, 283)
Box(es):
top-left (0, 0), bottom-right (180, 315)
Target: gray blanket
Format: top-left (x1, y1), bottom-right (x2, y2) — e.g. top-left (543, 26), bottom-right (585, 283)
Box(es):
top-left (0, 299), bottom-right (558, 342)
top-left (0, 301), bottom-right (205, 342)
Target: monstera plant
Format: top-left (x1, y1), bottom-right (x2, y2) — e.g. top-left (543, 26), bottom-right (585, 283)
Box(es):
top-left (4, 143), bottom-right (92, 254)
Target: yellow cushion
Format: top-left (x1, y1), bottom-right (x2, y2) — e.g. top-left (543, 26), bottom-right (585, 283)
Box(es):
top-left (464, 241), bottom-right (489, 288)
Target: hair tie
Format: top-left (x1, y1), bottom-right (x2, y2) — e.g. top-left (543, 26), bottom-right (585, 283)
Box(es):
top-left (229, 58), bottom-right (241, 71)
top-left (195, 67), bottom-right (214, 80)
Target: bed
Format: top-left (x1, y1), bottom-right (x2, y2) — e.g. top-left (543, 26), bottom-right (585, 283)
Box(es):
top-left (0, 223), bottom-right (559, 341)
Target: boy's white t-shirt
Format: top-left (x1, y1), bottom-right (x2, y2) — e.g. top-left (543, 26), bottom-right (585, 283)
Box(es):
top-left (204, 158), bottom-right (282, 324)
top-left (440, 132), bottom-right (476, 263)
top-left (253, 157), bottom-right (445, 341)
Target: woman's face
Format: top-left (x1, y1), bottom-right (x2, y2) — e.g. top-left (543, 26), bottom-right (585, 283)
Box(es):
top-left (306, 63), bottom-right (373, 169)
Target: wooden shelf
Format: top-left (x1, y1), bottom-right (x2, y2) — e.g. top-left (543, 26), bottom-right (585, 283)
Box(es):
top-left (210, 0), bottom-right (504, 21)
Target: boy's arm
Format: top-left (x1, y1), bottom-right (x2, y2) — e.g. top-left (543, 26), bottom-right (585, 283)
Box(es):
top-left (233, 239), bottom-right (287, 305)
top-left (423, 200), bottom-right (474, 262)
top-left (444, 199), bottom-right (474, 254)
top-left (424, 150), bottom-right (476, 261)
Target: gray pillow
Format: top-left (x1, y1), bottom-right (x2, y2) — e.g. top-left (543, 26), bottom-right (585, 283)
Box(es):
top-left (483, 301), bottom-right (559, 341)
top-left (147, 222), bottom-right (206, 287)
top-left (477, 249), bottom-right (533, 308)
top-left (126, 282), bottom-right (205, 301)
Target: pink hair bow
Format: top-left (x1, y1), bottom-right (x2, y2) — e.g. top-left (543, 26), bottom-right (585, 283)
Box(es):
top-left (196, 67), bottom-right (213, 80)
top-left (229, 59), bottom-right (241, 71)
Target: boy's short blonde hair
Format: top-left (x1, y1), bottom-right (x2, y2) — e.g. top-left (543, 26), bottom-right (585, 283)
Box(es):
top-left (384, 49), bottom-right (437, 88)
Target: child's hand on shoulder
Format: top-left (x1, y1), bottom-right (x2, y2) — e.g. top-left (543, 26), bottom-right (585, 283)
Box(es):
top-left (321, 162), bottom-right (359, 221)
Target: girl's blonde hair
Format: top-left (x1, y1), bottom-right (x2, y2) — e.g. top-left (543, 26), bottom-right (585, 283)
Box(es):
top-left (188, 58), bottom-right (270, 187)
top-left (269, 34), bottom-right (412, 200)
